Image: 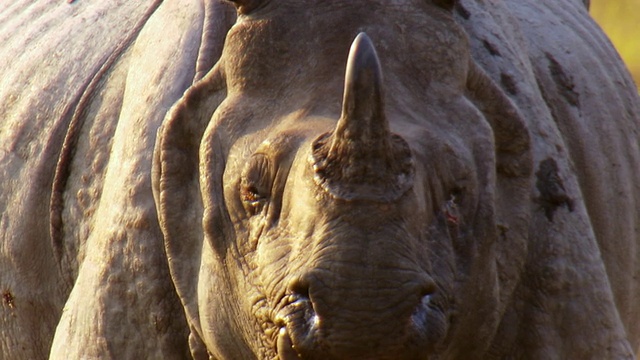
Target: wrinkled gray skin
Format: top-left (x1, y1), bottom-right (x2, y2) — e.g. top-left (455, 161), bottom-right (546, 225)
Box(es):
top-left (1, 0), bottom-right (639, 359)
top-left (0, 1), bottom-right (234, 358)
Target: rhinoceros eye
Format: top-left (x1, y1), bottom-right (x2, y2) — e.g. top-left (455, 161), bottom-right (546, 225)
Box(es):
top-left (240, 154), bottom-right (272, 215)
top-left (241, 184), bottom-right (267, 210)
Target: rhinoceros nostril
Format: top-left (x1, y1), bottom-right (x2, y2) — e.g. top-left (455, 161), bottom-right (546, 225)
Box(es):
top-left (279, 276), bottom-right (318, 333)
top-left (412, 274), bottom-right (437, 306)
top-left (410, 276), bottom-right (442, 329)
top-left (411, 294), bottom-right (434, 331)
top-left (275, 280), bottom-right (319, 360)
top-left (420, 279), bottom-right (437, 298)
top-left (288, 277), bottom-right (310, 300)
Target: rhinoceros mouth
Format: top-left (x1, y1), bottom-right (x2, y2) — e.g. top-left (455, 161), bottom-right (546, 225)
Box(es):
top-left (276, 327), bottom-right (301, 360)
top-left (273, 295), bottom-right (318, 359)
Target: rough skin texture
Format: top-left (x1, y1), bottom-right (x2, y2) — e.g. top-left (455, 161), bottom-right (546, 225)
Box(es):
top-left (0, 0), bottom-right (234, 358)
top-left (0, 0), bottom-right (638, 359)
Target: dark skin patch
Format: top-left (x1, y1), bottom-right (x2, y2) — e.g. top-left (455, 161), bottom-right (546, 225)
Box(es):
top-left (500, 73), bottom-right (518, 96)
top-left (482, 39), bottom-right (501, 57)
top-left (454, 2), bottom-right (471, 20)
top-left (3, 291), bottom-right (15, 309)
top-left (535, 158), bottom-right (574, 221)
top-left (546, 52), bottom-right (579, 107)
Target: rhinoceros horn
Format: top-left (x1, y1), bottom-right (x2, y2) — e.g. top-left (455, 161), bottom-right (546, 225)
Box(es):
top-left (311, 33), bottom-right (414, 202)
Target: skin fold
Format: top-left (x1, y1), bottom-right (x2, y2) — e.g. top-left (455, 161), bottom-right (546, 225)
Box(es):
top-left (0, 0), bottom-right (638, 359)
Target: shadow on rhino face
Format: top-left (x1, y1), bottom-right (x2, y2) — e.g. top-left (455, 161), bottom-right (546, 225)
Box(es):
top-left (156, 1), bottom-right (532, 359)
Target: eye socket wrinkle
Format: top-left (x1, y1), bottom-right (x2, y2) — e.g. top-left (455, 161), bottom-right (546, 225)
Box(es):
top-left (240, 154), bottom-right (273, 215)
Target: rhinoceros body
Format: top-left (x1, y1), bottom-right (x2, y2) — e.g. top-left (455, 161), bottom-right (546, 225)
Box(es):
top-left (0, 0), bottom-right (638, 359)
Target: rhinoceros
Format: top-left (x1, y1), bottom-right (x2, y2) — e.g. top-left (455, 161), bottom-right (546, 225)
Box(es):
top-left (1, 0), bottom-right (638, 359)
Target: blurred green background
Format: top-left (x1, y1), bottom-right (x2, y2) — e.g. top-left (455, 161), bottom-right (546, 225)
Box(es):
top-left (591, 0), bottom-right (640, 87)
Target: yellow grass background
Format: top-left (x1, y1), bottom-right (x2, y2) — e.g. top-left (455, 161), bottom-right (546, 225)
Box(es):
top-left (590, 0), bottom-right (640, 87)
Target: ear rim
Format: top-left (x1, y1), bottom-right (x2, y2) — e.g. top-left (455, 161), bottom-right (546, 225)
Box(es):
top-left (194, 0), bottom-right (237, 82)
top-left (464, 59), bottom-right (533, 313)
top-left (153, 65), bottom-right (227, 347)
top-left (466, 60), bottom-right (532, 179)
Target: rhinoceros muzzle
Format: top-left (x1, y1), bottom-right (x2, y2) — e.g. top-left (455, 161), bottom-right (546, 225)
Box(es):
top-left (273, 290), bottom-right (446, 359)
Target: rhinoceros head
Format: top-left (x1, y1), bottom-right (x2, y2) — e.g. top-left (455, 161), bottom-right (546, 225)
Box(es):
top-left (156, 1), bottom-right (532, 359)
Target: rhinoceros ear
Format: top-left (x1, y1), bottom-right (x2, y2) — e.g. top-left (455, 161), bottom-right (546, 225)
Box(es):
top-left (466, 61), bottom-right (531, 179)
top-left (464, 60), bottom-right (533, 308)
top-left (194, 1), bottom-right (236, 82)
top-left (153, 65), bottom-right (227, 357)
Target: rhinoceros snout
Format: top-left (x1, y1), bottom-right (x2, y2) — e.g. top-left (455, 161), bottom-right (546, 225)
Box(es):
top-left (274, 271), bottom-right (444, 359)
